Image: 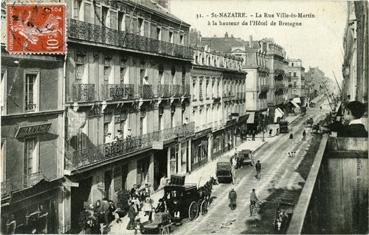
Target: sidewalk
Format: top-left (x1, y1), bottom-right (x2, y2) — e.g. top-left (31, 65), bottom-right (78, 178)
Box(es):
top-left (108, 132), bottom-right (274, 234)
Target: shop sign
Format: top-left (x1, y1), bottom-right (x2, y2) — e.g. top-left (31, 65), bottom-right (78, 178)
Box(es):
top-left (152, 141), bottom-right (164, 150)
top-left (15, 123), bottom-right (52, 138)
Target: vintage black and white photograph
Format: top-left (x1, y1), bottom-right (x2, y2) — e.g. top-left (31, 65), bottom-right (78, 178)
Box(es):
top-left (0, 0), bottom-right (368, 234)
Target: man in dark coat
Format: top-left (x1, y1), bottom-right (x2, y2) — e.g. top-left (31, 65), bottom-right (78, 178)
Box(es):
top-left (255, 160), bottom-right (261, 179)
top-left (250, 189), bottom-right (259, 216)
top-left (126, 202), bottom-right (138, 230)
top-left (228, 188), bottom-right (237, 210)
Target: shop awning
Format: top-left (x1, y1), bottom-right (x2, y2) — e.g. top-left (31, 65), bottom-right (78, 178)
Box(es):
top-left (246, 112), bottom-right (255, 124)
top-left (274, 108), bottom-right (284, 123)
top-left (292, 97), bottom-right (301, 104)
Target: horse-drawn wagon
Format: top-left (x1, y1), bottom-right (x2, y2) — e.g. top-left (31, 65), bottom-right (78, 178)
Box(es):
top-left (160, 176), bottom-right (217, 222)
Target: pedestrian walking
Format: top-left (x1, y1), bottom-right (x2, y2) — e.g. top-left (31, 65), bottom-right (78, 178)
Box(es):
top-left (142, 197), bottom-right (153, 222)
top-left (289, 133), bottom-right (293, 139)
top-left (126, 202), bottom-right (138, 230)
top-left (250, 189), bottom-right (259, 216)
top-left (302, 130), bottom-right (306, 140)
top-left (228, 188), bottom-right (237, 210)
top-left (255, 160), bottom-right (261, 180)
top-left (252, 130), bottom-right (256, 141)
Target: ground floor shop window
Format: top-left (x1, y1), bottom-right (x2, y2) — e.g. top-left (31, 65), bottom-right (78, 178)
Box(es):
top-left (2, 198), bottom-right (57, 234)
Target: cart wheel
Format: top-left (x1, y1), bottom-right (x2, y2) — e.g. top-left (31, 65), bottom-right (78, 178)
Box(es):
top-left (200, 200), bottom-right (208, 215)
top-left (188, 201), bottom-right (199, 220)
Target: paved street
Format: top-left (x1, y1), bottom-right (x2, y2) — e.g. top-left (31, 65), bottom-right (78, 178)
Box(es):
top-left (173, 98), bottom-right (328, 234)
top-left (107, 97), bottom-right (329, 234)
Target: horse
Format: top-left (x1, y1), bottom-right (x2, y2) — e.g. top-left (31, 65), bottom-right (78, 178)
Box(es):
top-left (198, 177), bottom-right (218, 204)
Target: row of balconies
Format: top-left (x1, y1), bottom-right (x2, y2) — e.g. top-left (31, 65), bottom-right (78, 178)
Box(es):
top-left (65, 122), bottom-right (195, 171)
top-left (68, 19), bottom-right (193, 60)
top-left (1, 172), bottom-right (46, 197)
top-left (71, 84), bottom-right (191, 102)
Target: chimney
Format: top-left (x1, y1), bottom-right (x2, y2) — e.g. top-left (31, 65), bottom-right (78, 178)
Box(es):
top-left (249, 35), bottom-right (253, 48)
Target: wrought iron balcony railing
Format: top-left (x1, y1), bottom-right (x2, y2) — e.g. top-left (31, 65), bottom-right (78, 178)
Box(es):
top-left (66, 122), bottom-right (195, 171)
top-left (72, 84), bottom-right (97, 102)
top-left (138, 85), bottom-right (154, 99)
top-left (68, 19), bottom-right (193, 60)
top-left (157, 84), bottom-right (171, 98)
top-left (102, 84), bottom-right (134, 101)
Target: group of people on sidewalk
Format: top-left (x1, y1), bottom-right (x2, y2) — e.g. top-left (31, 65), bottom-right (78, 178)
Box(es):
top-left (78, 183), bottom-right (158, 234)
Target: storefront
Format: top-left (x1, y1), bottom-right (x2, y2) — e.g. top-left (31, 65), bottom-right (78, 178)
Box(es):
top-left (212, 130), bottom-right (224, 158)
top-left (191, 136), bottom-right (209, 171)
top-left (1, 180), bottom-right (61, 234)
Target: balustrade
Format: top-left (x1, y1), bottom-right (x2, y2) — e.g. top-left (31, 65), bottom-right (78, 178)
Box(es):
top-left (68, 19), bottom-right (193, 59)
top-left (102, 84), bottom-right (134, 100)
top-left (72, 84), bottom-right (96, 102)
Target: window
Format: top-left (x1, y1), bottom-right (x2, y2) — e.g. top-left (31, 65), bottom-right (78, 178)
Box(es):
top-left (104, 57), bottom-right (112, 83)
top-left (1, 70), bottom-right (6, 115)
top-left (104, 114), bottom-right (113, 143)
top-left (159, 65), bottom-right (164, 84)
top-left (118, 12), bottom-right (125, 31)
top-left (294, 82), bottom-right (297, 88)
top-left (171, 65), bottom-right (176, 84)
top-left (169, 31), bottom-right (173, 43)
top-left (192, 80), bottom-right (196, 100)
top-left (156, 27), bottom-right (161, 40)
top-left (102, 6), bottom-right (110, 27)
top-left (140, 68), bottom-right (148, 85)
top-left (73, 0), bottom-right (82, 20)
top-left (291, 63), bottom-right (294, 67)
top-left (24, 72), bottom-right (39, 112)
top-left (180, 35), bottom-right (184, 45)
top-left (293, 72), bottom-right (296, 77)
top-left (24, 138), bottom-right (39, 178)
top-left (120, 67), bottom-right (127, 84)
top-left (114, 114), bottom-right (126, 140)
top-left (75, 53), bottom-right (87, 82)
top-left (138, 18), bottom-right (144, 36)
top-left (159, 106), bottom-right (164, 130)
top-left (171, 106), bottom-right (175, 128)
top-left (1, 139), bottom-right (6, 182)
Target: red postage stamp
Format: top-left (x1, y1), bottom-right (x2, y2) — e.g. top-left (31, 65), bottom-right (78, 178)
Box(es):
top-left (6, 3), bottom-right (66, 54)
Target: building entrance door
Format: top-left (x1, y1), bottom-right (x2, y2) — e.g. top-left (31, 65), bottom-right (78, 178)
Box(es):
top-left (71, 177), bottom-right (92, 233)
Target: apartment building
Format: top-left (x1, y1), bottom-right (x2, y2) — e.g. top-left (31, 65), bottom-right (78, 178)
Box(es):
top-left (1, 31), bottom-right (65, 235)
top-left (231, 36), bottom-right (270, 132)
top-left (286, 58), bottom-right (306, 100)
top-left (63, 0), bottom-right (193, 232)
top-left (191, 46), bottom-right (246, 169)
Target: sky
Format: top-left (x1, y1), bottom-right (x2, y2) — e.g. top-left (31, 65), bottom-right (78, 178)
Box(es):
top-left (169, 0), bottom-right (347, 85)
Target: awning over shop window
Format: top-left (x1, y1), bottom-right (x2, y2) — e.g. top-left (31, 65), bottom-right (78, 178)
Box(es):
top-left (274, 108), bottom-right (284, 123)
top-left (246, 112), bottom-right (255, 124)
